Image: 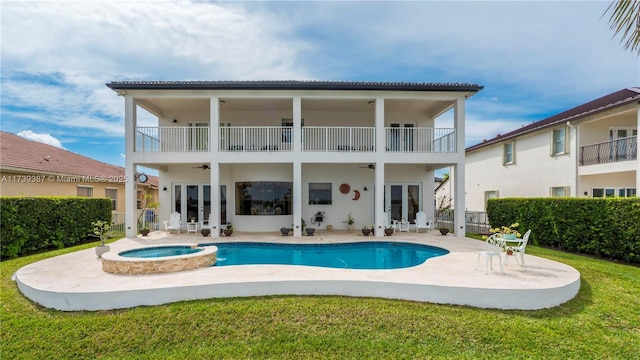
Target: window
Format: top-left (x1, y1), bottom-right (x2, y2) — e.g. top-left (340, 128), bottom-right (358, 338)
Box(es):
top-left (309, 183), bottom-right (332, 205)
top-left (484, 190), bottom-right (499, 211)
top-left (236, 182), bottom-right (292, 215)
top-left (592, 188), bottom-right (615, 198)
top-left (77, 186), bottom-right (93, 197)
top-left (618, 188), bottom-right (637, 197)
top-left (551, 127), bottom-right (567, 155)
top-left (550, 186), bottom-right (568, 197)
top-left (105, 188), bottom-right (118, 211)
top-left (503, 142), bottom-right (514, 165)
top-left (137, 190), bottom-right (143, 209)
top-left (281, 118), bottom-right (303, 143)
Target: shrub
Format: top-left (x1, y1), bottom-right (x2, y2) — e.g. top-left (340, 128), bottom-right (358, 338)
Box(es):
top-left (0, 197), bottom-right (112, 259)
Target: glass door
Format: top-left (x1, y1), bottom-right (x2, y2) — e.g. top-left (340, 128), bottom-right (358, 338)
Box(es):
top-left (385, 184), bottom-right (421, 223)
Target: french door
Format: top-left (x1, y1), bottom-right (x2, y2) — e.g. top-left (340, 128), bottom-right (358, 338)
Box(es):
top-left (173, 184), bottom-right (211, 225)
top-left (384, 183), bottom-right (421, 223)
top-left (389, 123), bottom-right (415, 152)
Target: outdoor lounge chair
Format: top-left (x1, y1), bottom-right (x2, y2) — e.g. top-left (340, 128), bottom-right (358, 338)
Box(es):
top-left (476, 234), bottom-right (506, 275)
top-left (163, 212), bottom-right (181, 234)
top-left (383, 212), bottom-right (396, 229)
top-left (414, 211), bottom-right (433, 233)
top-left (504, 229), bottom-right (531, 270)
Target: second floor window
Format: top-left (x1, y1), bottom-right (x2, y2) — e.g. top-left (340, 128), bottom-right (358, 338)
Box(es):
top-left (503, 142), bottom-right (514, 165)
top-left (551, 127), bottom-right (566, 155)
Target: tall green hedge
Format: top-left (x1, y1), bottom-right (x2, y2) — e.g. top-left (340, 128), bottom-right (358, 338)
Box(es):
top-left (0, 197), bottom-right (112, 260)
top-left (487, 197), bottom-right (640, 263)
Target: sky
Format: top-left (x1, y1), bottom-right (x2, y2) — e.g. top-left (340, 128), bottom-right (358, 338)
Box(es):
top-left (1, 0), bottom-right (638, 172)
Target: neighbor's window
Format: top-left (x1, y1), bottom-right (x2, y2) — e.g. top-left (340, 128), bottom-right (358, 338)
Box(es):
top-left (77, 186), bottom-right (93, 197)
top-left (236, 182), bottom-right (292, 215)
top-left (309, 183), bottom-right (332, 205)
top-left (105, 188), bottom-right (118, 211)
top-left (137, 190), bottom-right (143, 209)
top-left (503, 142), bottom-right (514, 165)
top-left (592, 188), bottom-right (615, 198)
top-left (551, 127), bottom-right (567, 155)
top-left (618, 188), bottom-right (637, 197)
top-left (550, 186), bottom-right (568, 197)
top-left (484, 190), bottom-right (499, 211)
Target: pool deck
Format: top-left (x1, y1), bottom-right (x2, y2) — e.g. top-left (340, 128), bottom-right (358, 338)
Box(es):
top-left (14, 230), bottom-right (581, 311)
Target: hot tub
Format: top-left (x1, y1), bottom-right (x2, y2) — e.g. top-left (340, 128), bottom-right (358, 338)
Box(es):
top-left (101, 244), bottom-right (217, 275)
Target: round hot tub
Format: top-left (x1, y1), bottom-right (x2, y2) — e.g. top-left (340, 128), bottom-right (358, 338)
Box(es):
top-left (101, 244), bottom-right (217, 275)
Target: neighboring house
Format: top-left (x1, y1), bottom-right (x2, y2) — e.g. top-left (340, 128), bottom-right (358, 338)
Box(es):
top-left (0, 131), bottom-right (159, 216)
top-left (465, 88), bottom-right (639, 212)
top-left (107, 80), bottom-right (483, 238)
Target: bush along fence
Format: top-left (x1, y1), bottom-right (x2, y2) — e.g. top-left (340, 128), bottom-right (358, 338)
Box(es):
top-left (0, 197), bottom-right (112, 260)
top-left (487, 197), bottom-right (640, 263)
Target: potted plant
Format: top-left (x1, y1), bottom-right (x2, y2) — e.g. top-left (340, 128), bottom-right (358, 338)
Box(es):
top-left (361, 225), bottom-right (372, 236)
top-left (91, 220), bottom-right (114, 258)
top-left (223, 222), bottom-right (233, 236)
top-left (384, 226), bottom-right (394, 236)
top-left (489, 223), bottom-right (521, 240)
top-left (280, 227), bottom-right (290, 236)
top-left (343, 213), bottom-right (355, 231)
top-left (306, 227), bottom-right (315, 236)
top-left (200, 228), bottom-right (211, 237)
top-left (140, 225), bottom-right (150, 237)
top-left (438, 228), bottom-right (449, 236)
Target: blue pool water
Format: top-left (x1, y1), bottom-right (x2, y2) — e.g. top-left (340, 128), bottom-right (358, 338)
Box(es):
top-left (202, 242), bottom-right (448, 270)
top-left (119, 246), bottom-right (203, 258)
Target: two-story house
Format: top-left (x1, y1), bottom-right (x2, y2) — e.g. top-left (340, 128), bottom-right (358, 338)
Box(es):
top-left (107, 80), bottom-right (483, 237)
top-left (465, 88), bottom-right (639, 212)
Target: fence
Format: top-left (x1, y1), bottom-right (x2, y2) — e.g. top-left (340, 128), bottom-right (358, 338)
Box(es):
top-left (434, 210), bottom-right (490, 235)
top-left (111, 209), bottom-right (161, 234)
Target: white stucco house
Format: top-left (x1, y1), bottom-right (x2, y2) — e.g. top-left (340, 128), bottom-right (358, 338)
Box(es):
top-left (465, 88), bottom-right (639, 212)
top-left (107, 80), bottom-right (483, 237)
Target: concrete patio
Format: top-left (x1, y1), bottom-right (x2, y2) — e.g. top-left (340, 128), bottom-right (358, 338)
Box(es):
top-left (14, 230), bottom-right (581, 311)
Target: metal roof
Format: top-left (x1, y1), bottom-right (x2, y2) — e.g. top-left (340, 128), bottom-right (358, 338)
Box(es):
top-left (466, 87), bottom-right (640, 152)
top-left (106, 80), bottom-right (483, 93)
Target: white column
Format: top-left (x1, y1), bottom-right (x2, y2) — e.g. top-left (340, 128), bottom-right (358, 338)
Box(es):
top-left (293, 96), bottom-right (302, 153)
top-left (124, 96), bottom-right (137, 238)
top-left (636, 103), bottom-right (640, 196)
top-left (210, 97), bottom-right (220, 237)
top-left (424, 168), bottom-right (435, 221)
top-left (293, 161), bottom-right (302, 237)
top-left (453, 97), bottom-right (466, 237)
top-left (374, 98), bottom-right (385, 237)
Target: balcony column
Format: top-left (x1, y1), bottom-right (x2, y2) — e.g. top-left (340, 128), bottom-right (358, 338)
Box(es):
top-left (637, 102), bottom-right (640, 196)
top-left (124, 96), bottom-right (137, 238)
top-left (293, 96), bottom-right (303, 236)
top-left (453, 97), bottom-right (466, 237)
top-left (374, 97), bottom-right (385, 237)
top-left (209, 97), bottom-right (220, 237)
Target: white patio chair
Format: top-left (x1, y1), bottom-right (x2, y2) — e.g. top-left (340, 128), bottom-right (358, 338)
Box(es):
top-left (476, 234), bottom-right (506, 275)
top-left (200, 213), bottom-right (213, 230)
top-left (504, 229), bottom-right (531, 270)
top-left (383, 212), bottom-right (396, 229)
top-left (163, 212), bottom-right (181, 234)
top-left (414, 211), bottom-right (433, 233)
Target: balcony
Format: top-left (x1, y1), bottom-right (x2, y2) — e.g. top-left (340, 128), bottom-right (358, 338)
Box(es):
top-left (580, 136), bottom-right (637, 166)
top-left (135, 126), bottom-right (457, 153)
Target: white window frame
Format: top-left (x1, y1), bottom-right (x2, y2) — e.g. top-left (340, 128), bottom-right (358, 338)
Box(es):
top-left (77, 185), bottom-right (93, 197)
top-left (550, 186), bottom-right (569, 197)
top-left (503, 141), bottom-right (515, 165)
top-left (551, 127), bottom-right (568, 156)
top-left (484, 190), bottom-right (499, 211)
top-left (105, 187), bottom-right (118, 211)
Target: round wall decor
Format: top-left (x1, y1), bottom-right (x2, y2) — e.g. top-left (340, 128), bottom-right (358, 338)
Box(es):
top-left (339, 183), bottom-right (350, 194)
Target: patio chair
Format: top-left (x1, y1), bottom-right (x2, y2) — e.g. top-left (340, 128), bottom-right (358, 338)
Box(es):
top-left (200, 213), bottom-right (213, 230)
top-left (414, 211), bottom-right (433, 233)
top-left (163, 212), bottom-right (181, 234)
top-left (383, 212), bottom-right (396, 229)
top-left (476, 234), bottom-right (506, 275)
top-left (504, 229), bottom-right (531, 270)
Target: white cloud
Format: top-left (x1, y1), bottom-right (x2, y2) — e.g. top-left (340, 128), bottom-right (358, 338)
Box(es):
top-left (17, 130), bottom-right (64, 149)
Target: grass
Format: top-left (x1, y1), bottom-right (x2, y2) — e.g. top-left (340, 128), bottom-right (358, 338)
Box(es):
top-left (2, 241), bottom-right (639, 359)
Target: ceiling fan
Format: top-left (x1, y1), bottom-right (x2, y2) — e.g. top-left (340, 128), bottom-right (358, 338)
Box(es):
top-left (192, 164), bottom-right (210, 170)
top-left (358, 163), bottom-right (375, 170)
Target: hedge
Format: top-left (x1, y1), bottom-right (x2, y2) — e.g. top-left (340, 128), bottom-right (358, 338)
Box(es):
top-left (0, 197), bottom-right (112, 260)
top-left (487, 197), bottom-right (640, 263)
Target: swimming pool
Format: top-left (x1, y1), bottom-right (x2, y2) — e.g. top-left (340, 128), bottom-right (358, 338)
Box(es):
top-left (119, 245), bottom-right (203, 258)
top-left (202, 241), bottom-right (448, 269)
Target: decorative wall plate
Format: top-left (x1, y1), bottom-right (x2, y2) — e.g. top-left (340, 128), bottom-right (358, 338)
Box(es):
top-left (339, 183), bottom-right (350, 194)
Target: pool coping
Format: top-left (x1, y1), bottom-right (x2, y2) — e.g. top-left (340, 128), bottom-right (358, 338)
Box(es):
top-left (13, 231), bottom-right (581, 311)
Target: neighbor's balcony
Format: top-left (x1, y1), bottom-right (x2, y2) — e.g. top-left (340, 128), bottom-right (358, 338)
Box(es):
top-left (580, 136), bottom-right (637, 166)
top-left (134, 126), bottom-right (457, 153)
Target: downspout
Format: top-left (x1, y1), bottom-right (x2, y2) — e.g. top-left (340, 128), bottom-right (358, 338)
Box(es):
top-left (567, 121), bottom-right (578, 197)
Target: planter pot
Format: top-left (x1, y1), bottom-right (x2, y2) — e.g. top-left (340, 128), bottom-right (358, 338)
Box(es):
top-left (361, 229), bottom-right (371, 236)
top-left (223, 230), bottom-right (233, 236)
top-left (95, 245), bottom-right (110, 258)
top-left (347, 224), bottom-right (354, 232)
top-left (201, 229), bottom-right (211, 237)
top-left (439, 228), bottom-right (449, 236)
top-left (306, 227), bottom-right (316, 236)
top-left (384, 228), bottom-right (394, 236)
top-left (503, 234), bottom-right (517, 240)
top-left (507, 250), bottom-right (514, 255)
top-left (140, 229), bottom-right (150, 236)
top-left (280, 228), bottom-right (290, 236)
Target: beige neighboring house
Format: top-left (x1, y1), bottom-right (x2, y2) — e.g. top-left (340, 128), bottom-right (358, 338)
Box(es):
top-left (464, 88), bottom-right (639, 212)
top-left (0, 131), bottom-right (159, 217)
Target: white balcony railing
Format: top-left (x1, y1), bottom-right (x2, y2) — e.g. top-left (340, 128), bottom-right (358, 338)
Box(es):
top-left (385, 127), bottom-right (456, 152)
top-left (303, 127), bottom-right (375, 152)
top-left (136, 127), bottom-right (209, 152)
top-left (135, 126), bottom-right (457, 153)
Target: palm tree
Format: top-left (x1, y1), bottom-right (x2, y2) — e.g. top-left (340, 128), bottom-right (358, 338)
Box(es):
top-left (604, 0), bottom-right (640, 56)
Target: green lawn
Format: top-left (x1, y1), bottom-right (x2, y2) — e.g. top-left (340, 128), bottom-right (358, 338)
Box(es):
top-left (2, 241), bottom-right (639, 359)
